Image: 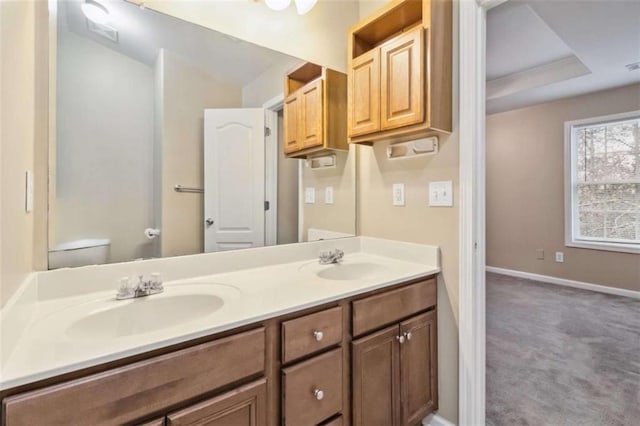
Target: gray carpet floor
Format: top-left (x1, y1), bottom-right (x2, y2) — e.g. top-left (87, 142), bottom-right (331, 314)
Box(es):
top-left (486, 272), bottom-right (640, 426)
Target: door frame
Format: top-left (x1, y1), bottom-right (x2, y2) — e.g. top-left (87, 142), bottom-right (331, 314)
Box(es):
top-left (263, 94), bottom-right (284, 246)
top-left (458, 0), bottom-right (508, 424)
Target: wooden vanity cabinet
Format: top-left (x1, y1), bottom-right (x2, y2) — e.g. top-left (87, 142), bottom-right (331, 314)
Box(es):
top-left (284, 62), bottom-right (348, 158)
top-left (352, 311), bottom-right (437, 426)
top-left (166, 379), bottom-right (267, 426)
top-left (1, 276), bottom-right (437, 426)
top-left (348, 0), bottom-right (452, 144)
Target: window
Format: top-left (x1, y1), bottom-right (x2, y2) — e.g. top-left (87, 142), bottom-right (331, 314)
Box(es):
top-left (565, 110), bottom-right (640, 254)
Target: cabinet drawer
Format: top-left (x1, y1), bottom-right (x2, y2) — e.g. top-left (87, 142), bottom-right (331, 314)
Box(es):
top-left (166, 379), bottom-right (267, 426)
top-left (282, 306), bottom-right (343, 364)
top-left (352, 278), bottom-right (436, 337)
top-left (3, 328), bottom-right (265, 426)
top-left (282, 348), bottom-right (343, 426)
top-left (321, 415), bottom-right (344, 426)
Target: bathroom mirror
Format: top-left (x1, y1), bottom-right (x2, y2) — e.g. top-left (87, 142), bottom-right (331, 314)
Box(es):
top-left (49, 0), bottom-right (356, 268)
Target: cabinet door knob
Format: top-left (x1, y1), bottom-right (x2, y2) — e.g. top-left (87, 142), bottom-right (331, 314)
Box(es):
top-left (405, 331), bottom-right (412, 341)
top-left (396, 335), bottom-right (405, 344)
top-left (313, 330), bottom-right (324, 341)
top-left (314, 389), bottom-right (324, 400)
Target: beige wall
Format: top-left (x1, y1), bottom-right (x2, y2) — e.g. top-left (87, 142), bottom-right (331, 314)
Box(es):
top-left (355, 1), bottom-right (460, 422)
top-left (277, 112), bottom-right (299, 245)
top-left (302, 147), bottom-right (357, 240)
top-left (158, 49), bottom-right (242, 258)
top-left (487, 84), bottom-right (640, 291)
top-left (0, 0), bottom-right (36, 307)
top-left (55, 31), bottom-right (155, 263)
top-left (241, 57), bottom-right (302, 108)
top-left (143, 0), bottom-right (359, 73)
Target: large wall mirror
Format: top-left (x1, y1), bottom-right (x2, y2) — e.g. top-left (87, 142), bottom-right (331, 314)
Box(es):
top-left (49, 0), bottom-right (356, 269)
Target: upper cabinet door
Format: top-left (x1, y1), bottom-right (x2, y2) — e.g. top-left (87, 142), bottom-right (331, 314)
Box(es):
top-left (300, 79), bottom-right (324, 149)
top-left (380, 26), bottom-right (424, 131)
top-left (284, 93), bottom-right (301, 154)
top-left (399, 311), bottom-right (438, 426)
top-left (348, 49), bottom-right (381, 137)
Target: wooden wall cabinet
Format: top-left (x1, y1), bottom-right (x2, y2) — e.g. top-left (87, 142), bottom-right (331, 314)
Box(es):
top-left (284, 63), bottom-right (348, 158)
top-left (2, 277), bottom-right (437, 426)
top-left (348, 0), bottom-right (452, 144)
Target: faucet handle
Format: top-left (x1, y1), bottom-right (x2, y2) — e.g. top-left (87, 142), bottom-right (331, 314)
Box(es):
top-left (150, 272), bottom-right (163, 290)
top-left (116, 277), bottom-right (134, 299)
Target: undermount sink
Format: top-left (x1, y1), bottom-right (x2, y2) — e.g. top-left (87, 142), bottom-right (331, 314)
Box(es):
top-left (301, 260), bottom-right (387, 281)
top-left (66, 294), bottom-right (225, 340)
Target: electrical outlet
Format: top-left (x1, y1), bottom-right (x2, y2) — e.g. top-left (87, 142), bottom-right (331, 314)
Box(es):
top-left (325, 186), bottom-right (334, 204)
top-left (304, 187), bottom-right (315, 204)
top-left (429, 181), bottom-right (453, 207)
top-left (555, 251), bottom-right (564, 263)
top-left (536, 249), bottom-right (544, 260)
top-left (392, 183), bottom-right (405, 206)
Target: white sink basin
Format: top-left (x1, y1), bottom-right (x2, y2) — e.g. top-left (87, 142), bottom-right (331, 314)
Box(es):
top-left (66, 294), bottom-right (225, 340)
top-left (300, 260), bottom-right (387, 281)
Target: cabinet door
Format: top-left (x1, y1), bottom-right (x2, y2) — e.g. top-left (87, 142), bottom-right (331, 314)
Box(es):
top-left (284, 93), bottom-right (301, 154)
top-left (400, 311), bottom-right (438, 425)
top-left (300, 79), bottom-right (324, 149)
top-left (352, 325), bottom-right (400, 426)
top-left (380, 26), bottom-right (424, 131)
top-left (348, 49), bottom-right (380, 137)
top-left (166, 379), bottom-right (266, 426)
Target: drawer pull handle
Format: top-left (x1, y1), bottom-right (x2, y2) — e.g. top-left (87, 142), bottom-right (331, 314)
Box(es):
top-left (405, 331), bottom-right (413, 341)
top-left (314, 389), bottom-right (325, 400)
top-left (396, 335), bottom-right (406, 344)
top-left (313, 330), bottom-right (324, 341)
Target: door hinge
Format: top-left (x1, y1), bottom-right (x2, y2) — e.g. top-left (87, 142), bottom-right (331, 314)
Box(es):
top-left (264, 201), bottom-right (270, 211)
top-left (265, 127), bottom-right (271, 137)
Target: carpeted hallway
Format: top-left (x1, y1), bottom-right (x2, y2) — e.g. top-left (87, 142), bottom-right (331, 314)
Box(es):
top-left (486, 272), bottom-right (640, 426)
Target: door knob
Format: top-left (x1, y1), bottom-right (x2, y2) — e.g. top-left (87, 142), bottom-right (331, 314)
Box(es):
top-left (205, 218), bottom-right (215, 227)
top-left (313, 330), bottom-right (324, 341)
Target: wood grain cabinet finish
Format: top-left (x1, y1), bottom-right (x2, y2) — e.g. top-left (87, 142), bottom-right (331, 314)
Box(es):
top-left (348, 49), bottom-right (381, 137)
top-left (380, 26), bottom-right (424, 131)
top-left (352, 326), bottom-right (401, 426)
top-left (284, 93), bottom-right (301, 154)
top-left (300, 79), bottom-right (324, 149)
top-left (322, 416), bottom-right (344, 426)
top-left (166, 379), bottom-right (267, 426)
top-left (283, 62), bottom-right (348, 158)
top-left (348, 0), bottom-right (452, 144)
top-left (352, 311), bottom-right (438, 426)
top-left (138, 418), bottom-right (166, 426)
top-left (400, 311), bottom-right (438, 425)
top-left (352, 278), bottom-right (436, 337)
top-left (281, 306), bottom-right (343, 364)
top-left (282, 348), bottom-right (343, 426)
top-left (2, 328), bottom-right (265, 426)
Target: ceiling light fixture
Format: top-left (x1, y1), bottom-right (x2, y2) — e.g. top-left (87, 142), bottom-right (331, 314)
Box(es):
top-left (81, 0), bottom-right (110, 25)
top-left (294, 0), bottom-right (318, 15)
top-left (264, 0), bottom-right (317, 15)
top-left (265, 0), bottom-right (292, 12)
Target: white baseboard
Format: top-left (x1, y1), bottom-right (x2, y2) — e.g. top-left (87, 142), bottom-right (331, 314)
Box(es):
top-left (423, 413), bottom-right (456, 426)
top-left (486, 266), bottom-right (640, 300)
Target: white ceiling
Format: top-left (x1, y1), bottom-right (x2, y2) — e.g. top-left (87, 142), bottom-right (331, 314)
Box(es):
top-left (486, 0), bottom-right (640, 114)
top-left (58, 0), bottom-right (298, 87)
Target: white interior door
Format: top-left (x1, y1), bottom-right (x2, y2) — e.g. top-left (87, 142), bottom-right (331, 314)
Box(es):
top-left (204, 108), bottom-right (265, 252)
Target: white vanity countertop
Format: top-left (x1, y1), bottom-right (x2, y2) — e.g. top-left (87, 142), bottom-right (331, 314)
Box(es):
top-left (0, 237), bottom-right (439, 391)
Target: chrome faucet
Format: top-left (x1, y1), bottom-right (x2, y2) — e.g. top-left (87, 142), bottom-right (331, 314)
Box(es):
top-left (318, 249), bottom-right (344, 265)
top-left (116, 273), bottom-right (164, 300)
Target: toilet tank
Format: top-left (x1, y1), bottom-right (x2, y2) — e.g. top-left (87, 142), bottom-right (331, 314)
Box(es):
top-left (48, 239), bottom-right (111, 269)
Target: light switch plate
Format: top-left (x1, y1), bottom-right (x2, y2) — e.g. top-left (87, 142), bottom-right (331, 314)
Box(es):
top-left (555, 251), bottom-right (564, 263)
top-left (325, 186), bottom-right (334, 204)
top-left (304, 187), bottom-right (315, 204)
top-left (392, 183), bottom-right (405, 206)
top-left (429, 181), bottom-right (453, 207)
top-left (25, 171), bottom-right (33, 213)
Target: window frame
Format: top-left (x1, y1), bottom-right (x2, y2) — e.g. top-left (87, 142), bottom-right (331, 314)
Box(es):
top-left (564, 109), bottom-right (640, 255)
